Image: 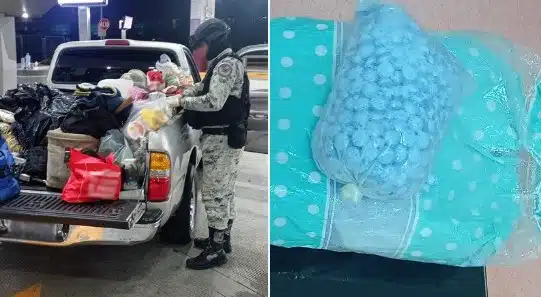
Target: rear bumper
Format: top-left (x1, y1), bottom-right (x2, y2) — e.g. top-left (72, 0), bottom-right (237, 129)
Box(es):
top-left (0, 211), bottom-right (163, 247)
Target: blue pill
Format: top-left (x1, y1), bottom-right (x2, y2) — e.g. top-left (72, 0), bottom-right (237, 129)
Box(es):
top-left (408, 149), bottom-right (423, 164)
top-left (364, 70), bottom-right (378, 82)
top-left (384, 130), bottom-right (401, 146)
top-left (363, 145), bottom-right (378, 161)
top-left (377, 61), bottom-right (394, 78)
top-left (390, 100), bottom-right (402, 109)
top-left (366, 122), bottom-right (384, 138)
top-left (394, 120), bottom-right (408, 132)
top-left (363, 83), bottom-right (378, 97)
top-left (395, 145), bottom-right (408, 163)
top-left (394, 173), bottom-right (408, 187)
top-left (345, 147), bottom-right (362, 165)
top-left (370, 112), bottom-right (385, 121)
top-left (365, 58), bottom-right (377, 67)
top-left (373, 137), bottom-right (387, 151)
top-left (391, 72), bottom-right (402, 84)
top-left (376, 47), bottom-right (389, 56)
top-left (403, 101), bottom-right (418, 115)
top-left (352, 129), bottom-right (369, 147)
top-left (383, 167), bottom-right (398, 181)
top-left (334, 133), bottom-right (350, 153)
top-left (402, 130), bottom-right (417, 147)
top-left (360, 44), bottom-right (375, 58)
top-left (416, 132), bottom-right (430, 149)
top-left (325, 124), bottom-right (341, 135)
top-left (409, 115), bottom-right (424, 130)
top-left (370, 98), bottom-right (387, 111)
top-left (402, 65), bottom-right (417, 81)
top-left (338, 111), bottom-right (354, 125)
top-left (378, 149), bottom-right (395, 165)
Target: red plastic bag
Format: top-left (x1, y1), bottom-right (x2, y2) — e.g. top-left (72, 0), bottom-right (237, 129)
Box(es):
top-left (61, 149), bottom-right (122, 203)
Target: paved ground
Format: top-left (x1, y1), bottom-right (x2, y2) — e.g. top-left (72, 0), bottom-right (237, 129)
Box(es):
top-left (246, 78), bottom-right (268, 154)
top-left (0, 152), bottom-right (268, 297)
top-left (246, 131), bottom-right (268, 154)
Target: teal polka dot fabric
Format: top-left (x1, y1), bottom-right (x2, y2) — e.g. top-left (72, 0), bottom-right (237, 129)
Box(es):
top-left (270, 17), bottom-right (336, 248)
top-left (270, 16), bottom-right (541, 266)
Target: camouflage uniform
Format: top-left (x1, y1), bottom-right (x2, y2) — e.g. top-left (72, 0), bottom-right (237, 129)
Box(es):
top-left (178, 48), bottom-right (245, 230)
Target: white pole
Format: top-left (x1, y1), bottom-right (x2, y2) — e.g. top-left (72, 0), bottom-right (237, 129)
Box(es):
top-left (77, 6), bottom-right (91, 41)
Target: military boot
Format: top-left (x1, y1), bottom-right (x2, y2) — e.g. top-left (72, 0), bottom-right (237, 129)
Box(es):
top-left (186, 228), bottom-right (228, 270)
top-left (193, 219), bottom-right (233, 253)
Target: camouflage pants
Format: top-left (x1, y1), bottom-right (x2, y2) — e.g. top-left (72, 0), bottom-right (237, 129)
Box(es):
top-left (201, 134), bottom-right (244, 230)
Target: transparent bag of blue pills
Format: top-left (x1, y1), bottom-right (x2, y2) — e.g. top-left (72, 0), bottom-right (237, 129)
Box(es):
top-left (312, 1), bottom-right (473, 201)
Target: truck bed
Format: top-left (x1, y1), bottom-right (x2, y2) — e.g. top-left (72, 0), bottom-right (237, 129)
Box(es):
top-left (0, 185), bottom-right (146, 230)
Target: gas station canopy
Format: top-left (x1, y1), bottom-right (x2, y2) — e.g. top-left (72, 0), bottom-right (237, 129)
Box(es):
top-left (0, 0), bottom-right (58, 18)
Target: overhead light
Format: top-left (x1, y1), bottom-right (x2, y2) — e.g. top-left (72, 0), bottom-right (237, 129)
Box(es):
top-left (58, 0), bottom-right (108, 7)
top-left (22, 12), bottom-right (29, 19)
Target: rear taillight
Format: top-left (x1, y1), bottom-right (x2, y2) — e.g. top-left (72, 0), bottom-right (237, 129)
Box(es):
top-left (148, 152), bottom-right (171, 202)
top-left (105, 39), bottom-right (130, 46)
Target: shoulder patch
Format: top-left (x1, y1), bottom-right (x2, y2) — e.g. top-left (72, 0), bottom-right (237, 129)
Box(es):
top-left (216, 63), bottom-right (233, 77)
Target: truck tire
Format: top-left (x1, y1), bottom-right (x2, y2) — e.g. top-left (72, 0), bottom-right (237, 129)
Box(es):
top-left (159, 163), bottom-right (200, 245)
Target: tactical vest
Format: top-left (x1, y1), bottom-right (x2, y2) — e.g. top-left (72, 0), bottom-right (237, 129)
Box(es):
top-left (184, 53), bottom-right (250, 130)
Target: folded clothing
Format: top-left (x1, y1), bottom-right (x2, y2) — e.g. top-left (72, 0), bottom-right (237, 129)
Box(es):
top-left (61, 86), bottom-right (128, 139)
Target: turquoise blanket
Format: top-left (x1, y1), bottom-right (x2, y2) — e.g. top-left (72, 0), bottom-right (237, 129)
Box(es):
top-left (270, 17), bottom-right (541, 266)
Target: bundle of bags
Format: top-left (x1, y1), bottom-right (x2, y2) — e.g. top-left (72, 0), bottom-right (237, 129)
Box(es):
top-left (0, 53), bottom-right (193, 205)
top-left (271, 0), bottom-right (541, 267)
top-left (121, 54), bottom-right (194, 101)
top-left (59, 54), bottom-right (194, 203)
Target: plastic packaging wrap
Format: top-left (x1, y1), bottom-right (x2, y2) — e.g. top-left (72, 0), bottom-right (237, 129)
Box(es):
top-left (270, 14), bottom-right (541, 266)
top-left (146, 70), bottom-right (166, 92)
top-left (311, 2), bottom-right (472, 201)
top-left (127, 86), bottom-right (149, 102)
top-left (156, 54), bottom-right (181, 87)
top-left (0, 110), bottom-right (15, 124)
top-left (97, 78), bottom-right (134, 98)
top-left (124, 98), bottom-right (171, 140)
top-left (156, 54), bottom-right (194, 88)
top-left (123, 98), bottom-right (171, 167)
top-left (98, 129), bottom-right (134, 164)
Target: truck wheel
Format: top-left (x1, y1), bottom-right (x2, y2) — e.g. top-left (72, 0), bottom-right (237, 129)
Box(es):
top-left (159, 163), bottom-right (200, 245)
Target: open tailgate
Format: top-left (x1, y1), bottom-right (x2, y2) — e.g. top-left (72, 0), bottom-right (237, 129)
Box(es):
top-left (0, 190), bottom-right (146, 230)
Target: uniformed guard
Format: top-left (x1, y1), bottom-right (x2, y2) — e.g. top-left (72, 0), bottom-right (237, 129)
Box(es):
top-left (167, 18), bottom-right (250, 270)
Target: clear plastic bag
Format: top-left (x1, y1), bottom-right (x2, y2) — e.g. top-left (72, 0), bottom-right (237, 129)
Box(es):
top-left (98, 129), bottom-right (134, 164)
top-left (122, 98), bottom-right (171, 174)
top-left (156, 54), bottom-right (194, 88)
top-left (123, 97), bottom-right (171, 141)
top-left (0, 109), bottom-right (15, 124)
top-left (311, 2), bottom-right (472, 201)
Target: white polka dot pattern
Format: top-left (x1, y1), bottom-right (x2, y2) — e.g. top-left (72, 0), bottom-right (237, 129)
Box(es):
top-left (270, 18), bottom-right (335, 250)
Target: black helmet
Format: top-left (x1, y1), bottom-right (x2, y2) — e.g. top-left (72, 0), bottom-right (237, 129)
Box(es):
top-left (190, 18), bottom-right (231, 50)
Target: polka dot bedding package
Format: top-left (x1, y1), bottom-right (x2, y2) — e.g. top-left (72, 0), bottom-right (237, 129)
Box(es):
top-left (270, 0), bottom-right (541, 267)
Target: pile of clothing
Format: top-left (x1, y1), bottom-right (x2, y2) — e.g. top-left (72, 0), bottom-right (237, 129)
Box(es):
top-left (0, 83), bottom-right (75, 177)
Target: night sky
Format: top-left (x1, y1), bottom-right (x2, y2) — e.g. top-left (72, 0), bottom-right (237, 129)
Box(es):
top-left (15, 0), bottom-right (268, 59)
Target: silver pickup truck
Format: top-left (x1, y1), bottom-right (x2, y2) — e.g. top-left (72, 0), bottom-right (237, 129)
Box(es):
top-left (0, 39), bottom-right (212, 247)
